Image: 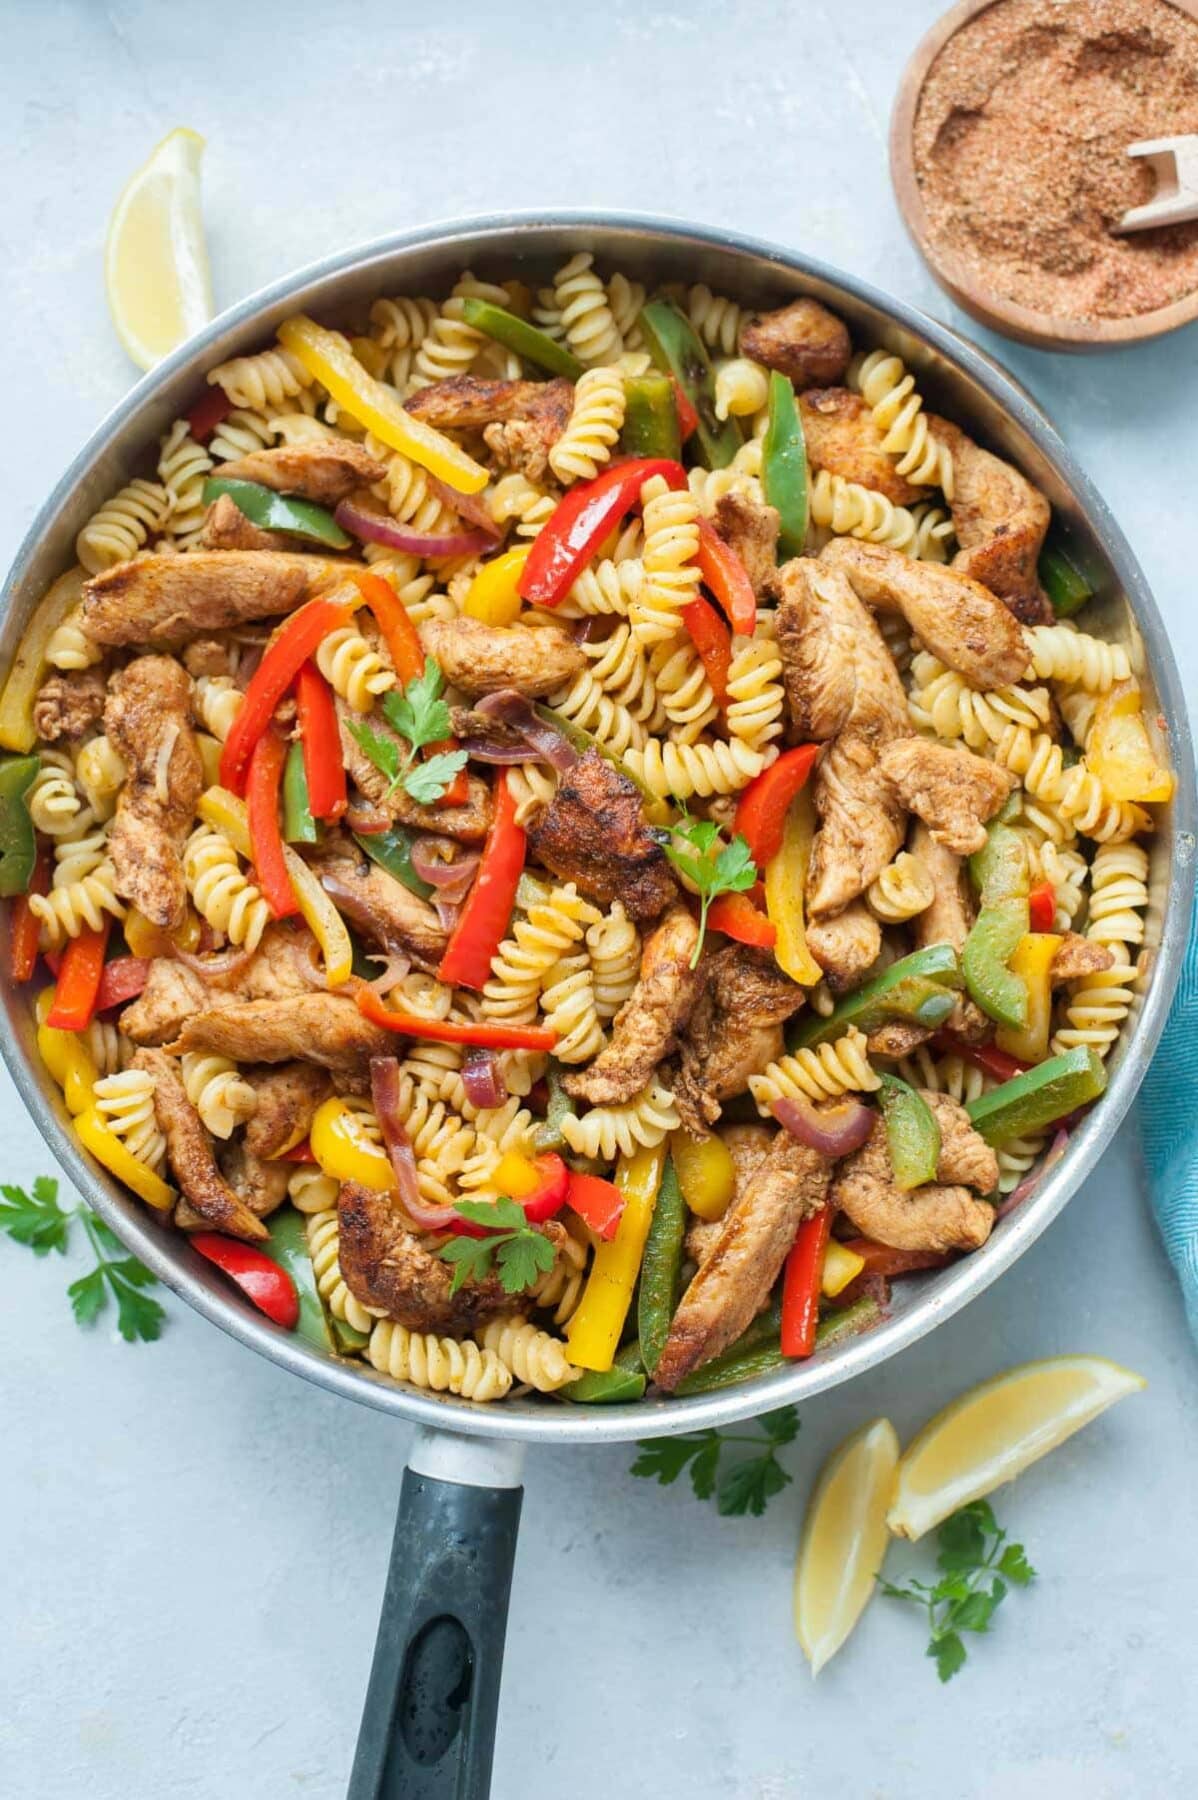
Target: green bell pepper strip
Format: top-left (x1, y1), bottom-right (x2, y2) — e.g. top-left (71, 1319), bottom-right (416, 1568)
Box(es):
top-left (790, 945), bottom-right (962, 1050)
top-left (459, 297), bottom-right (584, 381)
top-left (813, 1295), bottom-right (884, 1351)
top-left (965, 1046), bottom-right (1106, 1145)
top-left (671, 1297), bottom-right (882, 1394)
top-left (1038, 543), bottom-right (1093, 619)
top-left (878, 1074), bottom-right (941, 1191)
top-left (620, 373), bottom-right (682, 462)
top-left (533, 703), bottom-right (662, 807)
top-left (638, 299), bottom-right (743, 470)
top-left (0, 754), bottom-right (41, 897)
top-left (962, 898), bottom-right (1030, 1030)
top-left (353, 824), bottom-right (435, 900)
top-left (532, 1061), bottom-right (572, 1153)
top-left (263, 1206), bottom-right (334, 1353)
top-left (637, 1157), bottom-right (687, 1376)
top-left (969, 818), bottom-right (1029, 904)
top-left (283, 742), bottom-right (320, 845)
top-left (201, 477), bottom-right (352, 549)
top-left (562, 1342), bottom-right (647, 1403)
top-left (762, 371), bottom-right (809, 559)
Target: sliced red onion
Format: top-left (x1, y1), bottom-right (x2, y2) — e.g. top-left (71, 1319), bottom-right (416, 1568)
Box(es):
top-left (345, 801), bottom-right (392, 834)
top-left (334, 498), bottom-right (491, 559)
top-left (174, 942), bottom-right (256, 981)
top-left (410, 839), bottom-right (480, 901)
top-left (433, 899), bottom-right (461, 934)
top-left (365, 950), bottom-right (412, 998)
top-left (287, 933), bottom-right (329, 990)
top-left (772, 1094), bottom-right (874, 1158)
top-left (428, 475), bottom-right (503, 539)
top-left (996, 1127), bottom-right (1070, 1219)
top-left (370, 1057), bottom-right (460, 1229)
top-left (474, 690), bottom-right (580, 771)
top-left (462, 1049), bottom-right (507, 1111)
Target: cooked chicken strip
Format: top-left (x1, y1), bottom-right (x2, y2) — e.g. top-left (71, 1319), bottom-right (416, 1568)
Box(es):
top-left (33, 668), bottom-right (107, 742)
top-left (404, 375), bottom-right (572, 431)
top-left (1051, 934), bottom-right (1116, 984)
top-left (930, 416), bottom-right (1053, 626)
top-left (182, 639), bottom-right (240, 680)
top-left (713, 491), bottom-right (780, 595)
top-left (799, 389), bottom-right (922, 505)
top-left (243, 1062), bottom-right (332, 1160)
top-left (564, 905), bottom-right (701, 1105)
top-left (806, 899), bottom-right (883, 993)
top-left (820, 538), bottom-right (1029, 690)
top-left (879, 737), bottom-right (1015, 857)
top-left (655, 1132), bottom-right (832, 1390)
top-left (338, 1181), bottom-right (567, 1334)
top-left (674, 945), bottom-right (806, 1129)
top-left (832, 1093), bottom-right (997, 1254)
top-left (104, 655), bottom-right (204, 929)
top-left (120, 932), bottom-right (346, 1049)
top-left (82, 550), bottom-right (345, 646)
top-left (198, 493), bottom-right (280, 552)
top-left (739, 298), bottom-right (852, 389)
top-left (134, 1048), bottom-right (267, 1242)
top-left (214, 439), bottom-right (387, 505)
top-left (527, 749), bottom-right (676, 921)
top-left (773, 558), bottom-right (859, 742)
top-left (338, 698), bottom-right (493, 841)
top-left (684, 1124), bottom-right (774, 1270)
top-left (420, 616), bottom-right (584, 699)
top-left (312, 835), bottom-right (448, 969)
top-left (219, 1141), bottom-right (291, 1220)
top-left (172, 994), bottom-right (394, 1073)
top-left (910, 822), bottom-right (989, 1044)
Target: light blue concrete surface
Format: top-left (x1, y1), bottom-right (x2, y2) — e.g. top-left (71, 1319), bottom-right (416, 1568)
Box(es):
top-left (2, 4), bottom-right (1196, 1796)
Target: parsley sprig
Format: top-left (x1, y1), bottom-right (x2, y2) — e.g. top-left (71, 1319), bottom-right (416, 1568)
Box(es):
top-left (879, 1499), bottom-right (1035, 1682)
top-left (630, 1406), bottom-right (799, 1516)
top-left (658, 816), bottom-right (757, 966)
top-left (435, 1197), bottom-right (558, 1296)
top-left (0, 1176), bottom-right (165, 1343)
top-left (346, 656), bottom-right (467, 807)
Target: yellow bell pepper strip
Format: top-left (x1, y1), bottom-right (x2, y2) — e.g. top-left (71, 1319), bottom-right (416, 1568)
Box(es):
top-left (75, 1105), bottom-right (174, 1210)
top-left (491, 1149), bottom-right (542, 1198)
top-left (1086, 683), bottom-right (1175, 803)
top-left (0, 566), bottom-right (86, 752)
top-left (277, 316), bottom-right (488, 495)
top-left (820, 1238), bottom-right (865, 1299)
top-left (764, 786), bottom-right (822, 986)
top-left (565, 1141), bottom-right (666, 1372)
top-left (310, 1096), bottom-right (396, 1191)
top-left (965, 1046), bottom-right (1106, 1145)
top-left (791, 944), bottom-right (961, 1050)
top-left (995, 932), bottom-right (1063, 1064)
top-left (198, 785), bottom-right (354, 985)
top-left (671, 1128), bottom-right (736, 1221)
top-left (637, 1155), bottom-right (686, 1377)
top-left (36, 986), bottom-right (99, 1113)
top-left (462, 546), bottom-right (531, 627)
top-left (123, 904), bottom-right (202, 959)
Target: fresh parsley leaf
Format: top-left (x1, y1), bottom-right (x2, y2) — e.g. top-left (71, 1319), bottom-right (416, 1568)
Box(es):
top-left (999, 1543), bottom-right (1036, 1586)
top-left (435, 1197), bottom-right (556, 1296)
top-left (437, 1234), bottom-right (495, 1296)
top-left (880, 1500), bottom-right (1035, 1681)
top-left (0, 1177), bottom-right (71, 1255)
top-left (688, 1435), bottom-right (721, 1501)
top-left (349, 660), bottom-right (464, 806)
top-left (931, 1631), bottom-right (967, 1683)
top-left (346, 717), bottom-right (403, 791)
top-left (455, 1196), bottom-right (528, 1232)
top-left (661, 821), bottom-right (759, 967)
top-left (760, 1405), bottom-right (799, 1446)
top-left (67, 1265), bottom-right (107, 1326)
top-left (495, 1229), bottom-right (556, 1295)
top-left (630, 1434), bottom-right (716, 1488)
top-left (402, 748), bottom-right (468, 806)
top-left (1, 1176), bottom-right (165, 1342)
top-left (630, 1410), bottom-right (799, 1517)
top-left (110, 1271), bottom-right (166, 1343)
top-left (717, 1448), bottom-right (791, 1518)
top-left (382, 657), bottom-right (452, 751)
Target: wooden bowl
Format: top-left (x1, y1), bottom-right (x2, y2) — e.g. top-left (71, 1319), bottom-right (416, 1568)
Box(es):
top-left (890, 0), bottom-right (1198, 351)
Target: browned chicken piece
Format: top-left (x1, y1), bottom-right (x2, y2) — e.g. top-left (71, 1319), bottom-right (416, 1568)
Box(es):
top-left (773, 558), bottom-right (859, 741)
top-left (134, 1048), bottom-right (268, 1242)
top-left (739, 298), bottom-right (852, 389)
top-left (198, 493), bottom-right (280, 552)
top-left (684, 1125), bottom-right (773, 1269)
top-left (243, 1063), bottom-right (332, 1159)
top-left (565, 906), bottom-right (701, 1105)
top-left (337, 698), bottom-right (493, 842)
top-left (220, 1141), bottom-right (291, 1219)
top-left (931, 417), bottom-right (1053, 626)
top-left (214, 439), bottom-right (387, 505)
top-left (32, 668), bottom-right (107, 742)
top-left (338, 1181), bottom-right (568, 1334)
top-left (799, 389), bottom-right (923, 505)
top-left (655, 1132), bottom-right (833, 1390)
top-left (1051, 934), bottom-right (1116, 985)
top-left (182, 638), bottom-right (239, 679)
top-left (405, 374), bottom-right (570, 431)
top-left (312, 835), bottom-right (448, 969)
top-left (879, 737), bottom-right (1016, 857)
top-left (868, 1019), bottom-right (937, 1057)
top-left (527, 748), bottom-right (676, 921)
top-left (807, 899), bottom-right (883, 993)
top-left (713, 491), bottom-right (779, 595)
top-left (674, 945), bottom-right (806, 1129)
top-left (120, 925), bottom-right (322, 1045)
top-left (420, 616), bottom-right (584, 699)
top-left (910, 823), bottom-right (989, 1043)
top-left (820, 538), bottom-right (1030, 690)
top-left (833, 1094), bottom-right (997, 1254)
top-left (82, 550), bottom-right (346, 646)
top-left (104, 655), bottom-right (204, 929)
top-left (121, 959), bottom-right (207, 1045)
top-left (171, 994), bottom-right (393, 1073)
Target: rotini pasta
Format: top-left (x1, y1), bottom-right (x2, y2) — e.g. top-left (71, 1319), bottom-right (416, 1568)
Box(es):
top-left (477, 1316), bottom-right (580, 1392)
top-left (713, 357), bottom-right (770, 421)
top-left (308, 1210), bottom-right (383, 1335)
top-left (287, 1165), bottom-right (340, 1215)
top-left (411, 273), bottom-right (516, 390)
top-left (45, 607), bottom-right (103, 672)
top-left (1084, 842), bottom-right (1150, 947)
top-left (686, 283), bottom-right (744, 356)
top-left (552, 252), bottom-right (623, 368)
top-left (586, 901), bottom-right (641, 1021)
top-left (631, 477), bottom-right (702, 645)
top-left (809, 468), bottom-right (922, 552)
top-left (650, 638), bottom-right (718, 744)
top-left (540, 952), bottom-right (605, 1064)
top-left (182, 825), bottom-right (269, 951)
top-left (76, 478), bottom-right (172, 574)
top-left (549, 365), bottom-right (626, 485)
top-left (724, 637), bottom-right (785, 754)
top-left (748, 1028), bottom-right (879, 1115)
top-left (1023, 624), bottom-right (1132, 692)
top-left (181, 1052), bottom-right (257, 1139)
top-left (207, 345), bottom-right (314, 411)
top-left (623, 734), bottom-right (766, 800)
top-left (193, 674), bottom-right (243, 742)
top-left (367, 1319), bottom-right (512, 1401)
top-left (849, 349), bottom-right (954, 495)
top-left (30, 859), bottom-right (124, 946)
top-left (157, 420), bottom-right (213, 549)
top-left (315, 624), bottom-right (394, 712)
top-left (74, 735), bottom-right (127, 822)
top-left (92, 1068), bottom-right (166, 1172)
top-left (482, 884), bottom-right (598, 1026)
top-left (27, 756), bottom-right (84, 836)
top-left (560, 1082), bottom-right (680, 1160)
top-left (866, 852), bottom-right (936, 924)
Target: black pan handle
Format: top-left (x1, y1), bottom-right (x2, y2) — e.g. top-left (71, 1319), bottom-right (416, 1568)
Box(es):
top-left (348, 1427), bottom-right (526, 1800)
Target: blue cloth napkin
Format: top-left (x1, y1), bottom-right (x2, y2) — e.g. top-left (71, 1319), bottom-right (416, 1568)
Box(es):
top-left (1138, 890), bottom-right (1198, 1339)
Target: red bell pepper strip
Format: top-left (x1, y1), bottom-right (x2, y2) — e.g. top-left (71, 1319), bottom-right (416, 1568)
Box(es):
top-left (733, 744), bottom-right (820, 868)
top-left (707, 891), bottom-right (777, 949)
top-left (932, 1030), bottom-right (1028, 1084)
top-left (95, 955), bottom-right (150, 1013)
top-left (681, 594), bottom-right (732, 706)
top-left (836, 1237), bottom-right (953, 1280)
top-left (45, 922), bottom-right (111, 1031)
top-left (517, 457), bottom-right (687, 607)
top-left (695, 517), bottom-right (757, 636)
top-left (185, 386), bottom-right (234, 445)
top-left (437, 772), bottom-right (526, 990)
top-left (1028, 879), bottom-right (1056, 933)
top-left (780, 1205), bottom-right (834, 1358)
top-left (351, 569), bottom-right (469, 807)
top-left (285, 1138), bottom-right (316, 1162)
top-left (295, 662), bottom-right (347, 822)
top-left (9, 845), bottom-right (49, 982)
top-left (357, 982), bottom-right (557, 1052)
top-left (515, 1153), bottom-right (570, 1225)
top-left (671, 377), bottom-right (699, 442)
top-left (220, 593), bottom-right (357, 794)
top-left (191, 1233), bottom-right (299, 1329)
top-left (246, 730), bottom-right (300, 919)
top-left (565, 1170), bottom-right (626, 1241)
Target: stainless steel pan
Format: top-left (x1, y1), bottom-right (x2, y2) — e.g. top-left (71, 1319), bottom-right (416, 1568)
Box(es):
top-left (3, 214), bottom-right (1192, 1797)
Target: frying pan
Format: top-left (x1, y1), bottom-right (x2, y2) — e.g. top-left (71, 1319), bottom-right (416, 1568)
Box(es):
top-left (2, 214), bottom-right (1192, 1798)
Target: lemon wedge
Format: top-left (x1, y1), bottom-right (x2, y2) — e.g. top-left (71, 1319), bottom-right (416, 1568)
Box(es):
top-left (795, 1417), bottom-right (899, 1675)
top-left (888, 1356), bottom-right (1146, 1541)
top-left (104, 128), bottom-right (213, 371)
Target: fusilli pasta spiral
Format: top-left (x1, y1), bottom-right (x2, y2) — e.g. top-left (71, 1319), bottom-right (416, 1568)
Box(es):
top-left (45, 608), bottom-right (103, 672)
top-left (482, 884), bottom-right (598, 1026)
top-left (748, 1027), bottom-right (879, 1115)
top-left (850, 349), bottom-right (953, 495)
top-left (724, 637), bottom-right (785, 754)
top-left (477, 1316), bottom-right (580, 1392)
top-left (157, 420), bottom-right (213, 549)
top-left (181, 1052), bottom-right (257, 1139)
top-left (540, 952), bottom-right (605, 1064)
top-left (308, 1210), bottom-right (383, 1334)
top-left (183, 825), bottom-right (269, 951)
top-left (586, 901), bottom-right (641, 1021)
top-left (207, 345), bottom-right (313, 411)
top-left (549, 365), bottom-right (626, 485)
top-left (552, 253), bottom-right (623, 368)
top-left (713, 357), bottom-right (770, 421)
top-left (93, 1068), bottom-right (166, 1172)
top-left (560, 1082), bottom-right (680, 1159)
top-left (367, 1319), bottom-right (512, 1401)
top-left (76, 478), bottom-right (172, 574)
top-left (866, 852), bottom-right (936, 924)
top-left (631, 477), bottom-right (702, 646)
top-left (1023, 624), bottom-right (1131, 692)
top-left (623, 734), bottom-right (766, 800)
top-left (315, 625), bottom-right (394, 712)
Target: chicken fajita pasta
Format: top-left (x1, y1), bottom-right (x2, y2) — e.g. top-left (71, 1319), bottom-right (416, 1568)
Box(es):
top-left (0, 255), bottom-right (1173, 1403)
